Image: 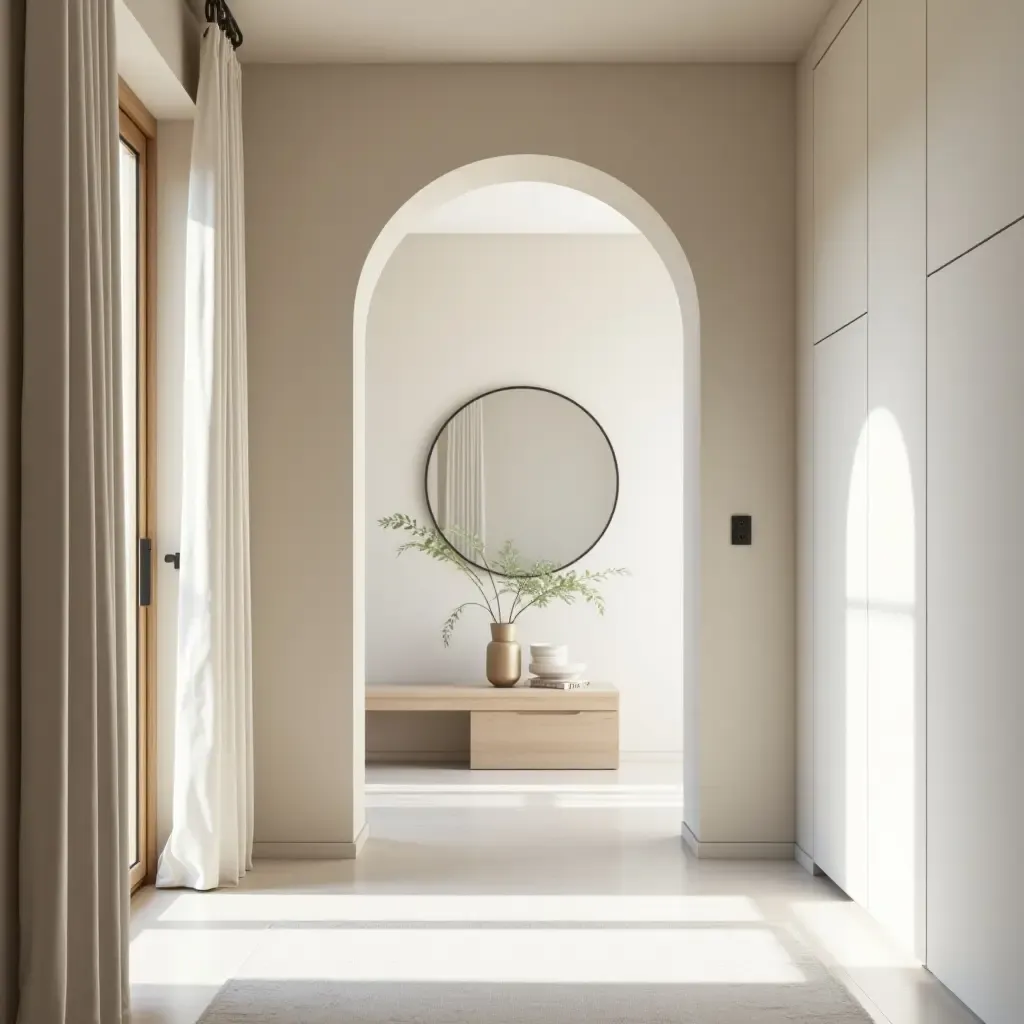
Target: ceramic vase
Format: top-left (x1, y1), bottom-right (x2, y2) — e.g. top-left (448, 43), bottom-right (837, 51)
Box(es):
top-left (486, 623), bottom-right (522, 687)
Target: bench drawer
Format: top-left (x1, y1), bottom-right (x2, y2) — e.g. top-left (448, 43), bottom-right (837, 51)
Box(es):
top-left (470, 710), bottom-right (618, 770)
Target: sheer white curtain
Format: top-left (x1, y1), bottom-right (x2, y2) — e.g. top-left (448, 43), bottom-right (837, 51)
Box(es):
top-left (441, 401), bottom-right (486, 558)
top-left (20, 0), bottom-right (131, 1019)
top-left (157, 26), bottom-right (253, 891)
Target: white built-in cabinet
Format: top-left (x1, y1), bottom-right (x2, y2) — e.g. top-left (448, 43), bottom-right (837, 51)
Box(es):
top-left (813, 2), bottom-right (867, 342)
top-left (812, 318), bottom-right (868, 905)
top-left (927, 0), bottom-right (1024, 272)
top-left (808, 0), bottom-right (927, 959)
top-left (927, 221), bottom-right (1024, 1024)
top-left (865, 0), bottom-right (927, 960)
top-left (803, 0), bottom-right (1024, 1018)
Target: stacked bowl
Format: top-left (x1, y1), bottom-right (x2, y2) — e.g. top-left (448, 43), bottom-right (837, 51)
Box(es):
top-left (528, 644), bottom-right (587, 687)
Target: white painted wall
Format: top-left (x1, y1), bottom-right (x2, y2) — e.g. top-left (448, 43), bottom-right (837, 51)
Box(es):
top-left (801, 0), bottom-right (1023, 1018)
top-left (115, 0), bottom-right (198, 117)
top-left (244, 64), bottom-right (797, 848)
top-left (366, 233), bottom-right (682, 757)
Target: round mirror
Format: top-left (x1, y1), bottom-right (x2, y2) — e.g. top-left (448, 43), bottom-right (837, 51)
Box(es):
top-left (425, 386), bottom-right (619, 575)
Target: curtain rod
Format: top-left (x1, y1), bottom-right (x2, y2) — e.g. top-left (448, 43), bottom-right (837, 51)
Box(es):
top-left (205, 0), bottom-right (243, 50)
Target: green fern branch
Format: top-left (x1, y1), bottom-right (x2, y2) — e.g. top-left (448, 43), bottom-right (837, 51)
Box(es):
top-left (378, 513), bottom-right (629, 646)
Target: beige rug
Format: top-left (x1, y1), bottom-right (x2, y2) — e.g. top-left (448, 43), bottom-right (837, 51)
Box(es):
top-left (198, 928), bottom-right (874, 1023)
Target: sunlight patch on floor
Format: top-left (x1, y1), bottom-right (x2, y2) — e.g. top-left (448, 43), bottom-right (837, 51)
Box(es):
top-left (130, 926), bottom-right (267, 986)
top-left (233, 926), bottom-right (807, 986)
top-left (790, 901), bottom-right (920, 970)
top-left (157, 892), bottom-right (763, 925)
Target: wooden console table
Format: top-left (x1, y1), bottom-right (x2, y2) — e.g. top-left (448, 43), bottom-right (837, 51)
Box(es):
top-left (366, 681), bottom-right (619, 769)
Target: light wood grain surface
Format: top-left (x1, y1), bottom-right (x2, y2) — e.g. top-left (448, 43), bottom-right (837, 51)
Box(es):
top-left (471, 710), bottom-right (619, 770)
top-left (366, 681), bottom-right (618, 713)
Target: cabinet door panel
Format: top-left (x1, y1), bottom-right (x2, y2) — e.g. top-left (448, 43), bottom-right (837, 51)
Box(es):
top-left (813, 317), bottom-right (868, 903)
top-left (814, 2), bottom-right (867, 341)
top-left (928, 221), bottom-right (1024, 1024)
top-left (866, 0), bottom-right (927, 960)
top-left (928, 0), bottom-right (1024, 271)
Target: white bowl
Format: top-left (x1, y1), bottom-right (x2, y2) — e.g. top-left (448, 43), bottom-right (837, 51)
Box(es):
top-left (531, 655), bottom-right (567, 670)
top-left (529, 661), bottom-right (586, 680)
top-left (529, 643), bottom-right (567, 664)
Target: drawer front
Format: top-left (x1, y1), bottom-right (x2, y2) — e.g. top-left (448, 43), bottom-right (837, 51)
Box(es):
top-left (470, 710), bottom-right (618, 770)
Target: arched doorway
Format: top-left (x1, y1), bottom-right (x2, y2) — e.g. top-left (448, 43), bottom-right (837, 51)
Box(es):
top-left (353, 155), bottom-right (701, 840)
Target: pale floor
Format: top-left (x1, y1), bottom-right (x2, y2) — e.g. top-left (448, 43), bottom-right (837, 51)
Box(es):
top-left (131, 761), bottom-right (980, 1024)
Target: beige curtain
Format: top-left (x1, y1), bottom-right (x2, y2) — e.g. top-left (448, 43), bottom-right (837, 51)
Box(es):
top-left (1, 2), bottom-right (26, 1023)
top-left (19, 0), bottom-right (130, 1019)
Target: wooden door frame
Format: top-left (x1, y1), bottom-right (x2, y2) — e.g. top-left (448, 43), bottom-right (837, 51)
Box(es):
top-left (119, 80), bottom-right (158, 893)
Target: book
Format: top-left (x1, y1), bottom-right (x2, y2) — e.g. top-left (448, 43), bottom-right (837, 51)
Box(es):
top-left (528, 678), bottom-right (590, 690)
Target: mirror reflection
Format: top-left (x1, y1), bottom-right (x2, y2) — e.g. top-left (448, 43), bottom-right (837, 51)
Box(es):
top-left (425, 387), bottom-right (618, 575)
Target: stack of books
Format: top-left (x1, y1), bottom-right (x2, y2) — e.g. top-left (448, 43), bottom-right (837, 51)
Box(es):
top-left (529, 677), bottom-right (591, 691)
top-left (527, 643), bottom-right (589, 689)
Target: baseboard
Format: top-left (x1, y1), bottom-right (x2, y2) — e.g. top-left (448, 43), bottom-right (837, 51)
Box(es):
top-left (366, 751), bottom-right (469, 764)
top-left (795, 844), bottom-right (823, 875)
top-left (618, 752), bottom-right (684, 763)
top-left (365, 751), bottom-right (680, 765)
top-left (682, 822), bottom-right (795, 860)
top-left (253, 824), bottom-right (369, 861)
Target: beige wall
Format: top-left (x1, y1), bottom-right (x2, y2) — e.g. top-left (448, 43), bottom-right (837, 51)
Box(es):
top-left (243, 64), bottom-right (797, 846)
top-left (0, 2), bottom-right (23, 1019)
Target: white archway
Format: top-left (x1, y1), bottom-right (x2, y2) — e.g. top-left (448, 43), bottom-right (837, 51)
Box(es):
top-left (353, 155), bottom-right (702, 836)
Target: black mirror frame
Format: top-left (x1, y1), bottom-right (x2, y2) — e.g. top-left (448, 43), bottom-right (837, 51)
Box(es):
top-left (423, 385), bottom-right (620, 578)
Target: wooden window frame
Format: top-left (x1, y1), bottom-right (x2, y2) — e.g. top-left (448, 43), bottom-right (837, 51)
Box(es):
top-left (119, 79), bottom-right (158, 894)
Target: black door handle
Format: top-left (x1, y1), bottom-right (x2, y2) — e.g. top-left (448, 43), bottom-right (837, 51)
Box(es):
top-left (139, 538), bottom-right (152, 606)
top-left (164, 552), bottom-right (180, 570)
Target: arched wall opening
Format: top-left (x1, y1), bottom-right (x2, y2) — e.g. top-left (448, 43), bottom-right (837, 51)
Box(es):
top-left (352, 155), bottom-right (701, 837)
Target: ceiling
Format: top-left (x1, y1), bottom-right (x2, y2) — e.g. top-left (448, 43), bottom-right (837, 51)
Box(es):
top-left (411, 183), bottom-right (639, 235)
top-left (233, 0), bottom-right (832, 64)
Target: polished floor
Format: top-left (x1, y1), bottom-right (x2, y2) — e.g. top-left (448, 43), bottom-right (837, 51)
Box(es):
top-left (131, 762), bottom-right (980, 1024)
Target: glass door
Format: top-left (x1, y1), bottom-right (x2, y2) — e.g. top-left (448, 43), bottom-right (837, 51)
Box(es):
top-left (118, 103), bottom-right (153, 892)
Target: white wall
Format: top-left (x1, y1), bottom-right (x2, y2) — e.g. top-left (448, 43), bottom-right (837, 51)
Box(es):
top-left (244, 63), bottom-right (797, 848)
top-left (366, 233), bottom-right (683, 758)
top-left (800, 0), bottom-right (1023, 1019)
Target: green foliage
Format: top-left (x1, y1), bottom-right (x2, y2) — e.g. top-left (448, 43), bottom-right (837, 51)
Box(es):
top-left (378, 513), bottom-right (629, 647)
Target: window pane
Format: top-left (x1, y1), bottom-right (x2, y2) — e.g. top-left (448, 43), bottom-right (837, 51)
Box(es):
top-left (119, 139), bottom-right (139, 870)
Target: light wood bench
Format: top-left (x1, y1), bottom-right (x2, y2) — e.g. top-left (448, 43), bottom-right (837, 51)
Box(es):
top-left (366, 682), bottom-right (619, 769)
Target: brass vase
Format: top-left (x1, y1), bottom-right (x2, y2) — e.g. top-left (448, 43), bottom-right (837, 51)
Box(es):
top-left (486, 623), bottom-right (522, 687)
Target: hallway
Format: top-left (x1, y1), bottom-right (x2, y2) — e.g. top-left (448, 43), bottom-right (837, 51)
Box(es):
top-left (131, 764), bottom-right (978, 1023)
